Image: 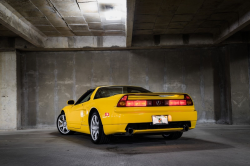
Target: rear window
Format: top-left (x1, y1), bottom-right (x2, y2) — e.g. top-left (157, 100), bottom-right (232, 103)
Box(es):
top-left (94, 86), bottom-right (151, 99)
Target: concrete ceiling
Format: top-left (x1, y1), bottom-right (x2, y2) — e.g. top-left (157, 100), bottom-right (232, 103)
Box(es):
top-left (1, 0), bottom-right (250, 49)
top-left (3, 0), bottom-right (126, 37)
top-left (133, 0), bottom-right (250, 35)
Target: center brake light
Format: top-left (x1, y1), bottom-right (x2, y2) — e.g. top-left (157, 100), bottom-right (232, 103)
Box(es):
top-left (117, 95), bottom-right (193, 107)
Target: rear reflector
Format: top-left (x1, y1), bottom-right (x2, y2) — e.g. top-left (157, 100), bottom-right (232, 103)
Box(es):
top-left (168, 115), bottom-right (172, 121)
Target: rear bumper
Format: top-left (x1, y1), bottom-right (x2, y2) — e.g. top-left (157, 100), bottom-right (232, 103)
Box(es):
top-left (103, 108), bottom-right (197, 135)
top-left (103, 121), bottom-right (196, 135)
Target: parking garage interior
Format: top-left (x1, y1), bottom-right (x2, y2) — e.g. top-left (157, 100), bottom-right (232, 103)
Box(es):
top-left (0, 0), bottom-right (250, 165)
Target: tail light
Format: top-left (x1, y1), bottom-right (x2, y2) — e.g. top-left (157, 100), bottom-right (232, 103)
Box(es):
top-left (185, 94), bottom-right (193, 105)
top-left (117, 95), bottom-right (193, 107)
top-left (117, 95), bottom-right (128, 107)
top-left (126, 100), bottom-right (147, 107)
top-left (169, 100), bottom-right (186, 106)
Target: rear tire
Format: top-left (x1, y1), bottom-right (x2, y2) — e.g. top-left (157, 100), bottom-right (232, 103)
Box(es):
top-left (162, 132), bottom-right (183, 140)
top-left (90, 111), bottom-right (110, 144)
top-left (57, 113), bottom-right (74, 135)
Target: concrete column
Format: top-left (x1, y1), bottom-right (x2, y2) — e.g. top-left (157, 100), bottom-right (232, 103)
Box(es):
top-left (228, 44), bottom-right (250, 124)
top-left (0, 51), bottom-right (20, 130)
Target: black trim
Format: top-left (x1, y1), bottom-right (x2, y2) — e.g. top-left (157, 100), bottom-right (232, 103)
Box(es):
top-left (125, 121), bottom-right (191, 130)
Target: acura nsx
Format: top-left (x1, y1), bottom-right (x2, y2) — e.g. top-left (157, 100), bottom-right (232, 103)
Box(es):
top-left (57, 86), bottom-right (197, 144)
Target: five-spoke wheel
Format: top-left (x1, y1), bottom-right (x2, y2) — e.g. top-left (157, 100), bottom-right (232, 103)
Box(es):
top-left (90, 111), bottom-right (110, 144)
top-left (57, 114), bottom-right (72, 135)
top-left (90, 114), bottom-right (99, 141)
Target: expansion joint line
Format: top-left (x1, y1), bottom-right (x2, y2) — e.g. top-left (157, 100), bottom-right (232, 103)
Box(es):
top-left (46, 0), bottom-right (73, 32)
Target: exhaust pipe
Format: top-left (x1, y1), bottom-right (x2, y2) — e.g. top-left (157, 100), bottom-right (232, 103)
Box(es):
top-left (183, 124), bottom-right (189, 132)
top-left (127, 128), bottom-right (134, 135)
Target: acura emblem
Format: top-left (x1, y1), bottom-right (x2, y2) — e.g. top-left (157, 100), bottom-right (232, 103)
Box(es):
top-left (156, 101), bottom-right (161, 106)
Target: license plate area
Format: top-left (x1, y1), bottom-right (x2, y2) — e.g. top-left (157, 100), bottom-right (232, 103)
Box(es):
top-left (152, 115), bottom-right (168, 125)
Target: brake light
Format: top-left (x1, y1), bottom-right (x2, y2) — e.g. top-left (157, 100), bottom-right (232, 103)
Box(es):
top-left (126, 101), bottom-right (134, 106)
top-left (117, 95), bottom-right (147, 107)
top-left (120, 95), bottom-right (127, 101)
top-left (185, 95), bottom-right (191, 99)
top-left (117, 95), bottom-right (128, 107)
top-left (169, 100), bottom-right (186, 106)
top-left (117, 96), bottom-right (193, 107)
top-left (126, 100), bottom-right (147, 107)
top-left (185, 95), bottom-right (193, 105)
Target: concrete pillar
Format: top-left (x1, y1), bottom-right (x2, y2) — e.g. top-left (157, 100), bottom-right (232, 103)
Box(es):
top-left (0, 51), bottom-right (20, 130)
top-left (228, 44), bottom-right (250, 124)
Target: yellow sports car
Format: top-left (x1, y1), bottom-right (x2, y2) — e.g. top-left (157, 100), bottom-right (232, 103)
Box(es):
top-left (57, 86), bottom-right (197, 144)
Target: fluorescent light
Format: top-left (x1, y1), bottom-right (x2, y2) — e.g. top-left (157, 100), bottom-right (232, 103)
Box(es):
top-left (105, 11), bottom-right (121, 20)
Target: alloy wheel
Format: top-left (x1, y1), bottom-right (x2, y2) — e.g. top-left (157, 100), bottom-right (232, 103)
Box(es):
top-left (57, 114), bottom-right (70, 134)
top-left (91, 115), bottom-right (99, 141)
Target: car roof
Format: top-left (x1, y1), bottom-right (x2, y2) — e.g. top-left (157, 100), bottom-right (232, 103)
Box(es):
top-left (96, 85), bottom-right (143, 88)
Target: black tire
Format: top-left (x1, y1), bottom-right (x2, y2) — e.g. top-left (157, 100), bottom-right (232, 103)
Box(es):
top-left (162, 132), bottom-right (183, 140)
top-left (57, 113), bottom-right (74, 135)
top-left (89, 111), bottom-right (110, 144)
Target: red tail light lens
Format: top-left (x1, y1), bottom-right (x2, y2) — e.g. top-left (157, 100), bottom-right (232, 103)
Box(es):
top-left (117, 95), bottom-right (147, 107)
top-left (117, 96), bottom-right (192, 107)
top-left (120, 95), bottom-right (128, 101)
top-left (169, 100), bottom-right (187, 106)
top-left (126, 101), bottom-right (134, 106)
top-left (117, 95), bottom-right (128, 107)
top-left (126, 100), bottom-right (147, 107)
top-left (185, 95), bottom-right (193, 105)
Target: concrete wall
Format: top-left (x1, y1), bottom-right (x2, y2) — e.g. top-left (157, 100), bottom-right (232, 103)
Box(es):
top-left (0, 51), bottom-right (20, 130)
top-left (20, 48), bottom-right (219, 128)
top-left (18, 44), bottom-right (250, 128)
top-left (227, 44), bottom-right (250, 124)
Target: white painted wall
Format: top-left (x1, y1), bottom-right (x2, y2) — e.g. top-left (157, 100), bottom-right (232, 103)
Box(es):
top-left (0, 51), bottom-right (17, 130)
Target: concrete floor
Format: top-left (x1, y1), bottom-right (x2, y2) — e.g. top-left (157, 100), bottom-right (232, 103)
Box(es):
top-left (0, 124), bottom-right (249, 166)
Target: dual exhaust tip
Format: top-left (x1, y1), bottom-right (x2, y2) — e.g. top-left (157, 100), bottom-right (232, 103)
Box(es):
top-left (183, 124), bottom-right (189, 132)
top-left (127, 128), bottom-right (134, 135)
top-left (126, 124), bottom-right (189, 135)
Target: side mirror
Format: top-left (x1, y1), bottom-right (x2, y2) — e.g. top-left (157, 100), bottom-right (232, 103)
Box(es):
top-left (67, 100), bottom-right (75, 105)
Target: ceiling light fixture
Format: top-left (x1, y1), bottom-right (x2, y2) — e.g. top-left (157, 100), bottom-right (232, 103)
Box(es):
top-left (105, 11), bottom-right (121, 20)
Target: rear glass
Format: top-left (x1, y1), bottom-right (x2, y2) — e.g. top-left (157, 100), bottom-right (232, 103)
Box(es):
top-left (94, 86), bottom-right (151, 99)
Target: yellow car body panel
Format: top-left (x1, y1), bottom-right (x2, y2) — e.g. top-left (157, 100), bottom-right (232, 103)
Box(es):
top-left (61, 86), bottom-right (197, 135)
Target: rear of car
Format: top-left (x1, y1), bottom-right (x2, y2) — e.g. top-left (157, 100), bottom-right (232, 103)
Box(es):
top-left (96, 87), bottom-right (197, 136)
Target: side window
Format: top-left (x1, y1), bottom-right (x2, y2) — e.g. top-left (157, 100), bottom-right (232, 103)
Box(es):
top-left (79, 91), bottom-right (93, 103)
top-left (75, 89), bottom-right (94, 105)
